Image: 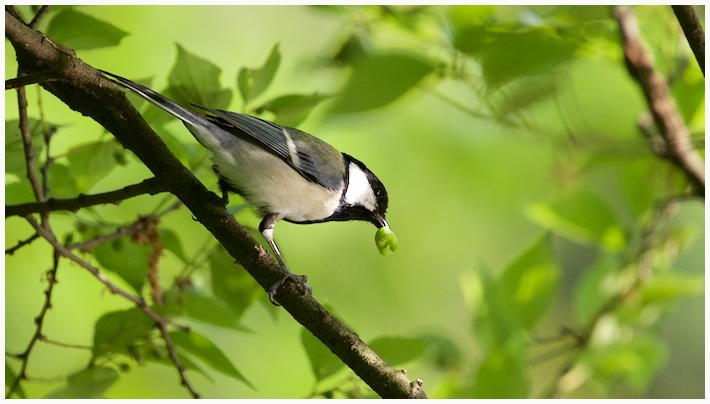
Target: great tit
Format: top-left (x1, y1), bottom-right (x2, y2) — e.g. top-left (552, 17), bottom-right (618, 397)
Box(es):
top-left (100, 70), bottom-right (396, 304)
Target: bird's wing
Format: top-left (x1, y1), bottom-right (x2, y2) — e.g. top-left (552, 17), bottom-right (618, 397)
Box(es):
top-left (193, 105), bottom-right (346, 190)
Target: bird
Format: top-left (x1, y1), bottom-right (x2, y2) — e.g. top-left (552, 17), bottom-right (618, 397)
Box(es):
top-left (99, 70), bottom-right (397, 304)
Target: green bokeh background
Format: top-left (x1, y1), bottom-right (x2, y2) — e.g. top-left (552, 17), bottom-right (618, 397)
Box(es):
top-left (5, 5), bottom-right (704, 398)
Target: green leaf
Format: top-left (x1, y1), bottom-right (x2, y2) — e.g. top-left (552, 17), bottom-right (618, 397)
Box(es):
top-left (93, 308), bottom-right (155, 358)
top-left (300, 328), bottom-right (344, 382)
top-left (638, 274), bottom-right (705, 305)
top-left (369, 336), bottom-right (427, 366)
top-left (471, 262), bottom-right (524, 350)
top-left (584, 334), bottom-right (667, 392)
top-left (46, 163), bottom-right (79, 198)
top-left (329, 51), bottom-right (434, 114)
top-left (468, 348), bottom-right (528, 398)
top-left (489, 75), bottom-right (558, 118)
top-left (169, 330), bottom-right (252, 388)
top-left (417, 334), bottom-right (464, 370)
top-left (46, 141), bottom-right (122, 198)
top-left (5, 362), bottom-right (26, 398)
top-left (453, 26), bottom-right (579, 88)
top-left (573, 254), bottom-right (619, 325)
top-left (254, 93), bottom-right (330, 127)
top-left (238, 43), bottom-right (281, 105)
top-left (45, 366), bottom-right (119, 398)
top-left (154, 127), bottom-right (195, 166)
top-left (526, 190), bottom-right (626, 251)
top-left (5, 180), bottom-right (38, 205)
top-left (162, 287), bottom-right (248, 331)
top-left (144, 44), bottom-right (232, 126)
top-left (209, 246), bottom-right (261, 319)
top-left (158, 228), bottom-right (188, 262)
top-left (4, 119), bottom-right (53, 176)
top-left (66, 141), bottom-right (122, 193)
top-left (46, 9), bottom-right (128, 50)
top-left (143, 345), bottom-right (213, 383)
top-left (94, 236), bottom-right (151, 294)
top-left (497, 236), bottom-right (559, 330)
top-left (672, 67), bottom-right (705, 123)
top-left (168, 44), bottom-right (233, 108)
top-left (329, 33), bottom-right (370, 66)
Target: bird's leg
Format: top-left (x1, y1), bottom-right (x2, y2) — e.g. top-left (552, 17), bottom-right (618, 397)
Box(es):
top-left (259, 213), bottom-right (311, 305)
top-left (214, 168), bottom-right (231, 207)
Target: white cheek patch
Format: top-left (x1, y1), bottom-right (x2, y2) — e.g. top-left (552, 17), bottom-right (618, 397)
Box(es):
top-left (344, 163), bottom-right (376, 211)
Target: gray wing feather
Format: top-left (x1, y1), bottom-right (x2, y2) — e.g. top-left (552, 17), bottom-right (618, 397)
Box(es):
top-left (192, 105), bottom-right (345, 190)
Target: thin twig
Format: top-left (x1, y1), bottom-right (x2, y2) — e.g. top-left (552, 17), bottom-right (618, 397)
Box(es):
top-left (5, 248), bottom-right (60, 399)
top-left (36, 87), bottom-right (54, 197)
top-left (157, 323), bottom-right (200, 398)
top-left (671, 5), bottom-right (704, 76)
top-left (28, 5), bottom-right (49, 28)
top-left (6, 177), bottom-right (170, 218)
top-left (66, 204), bottom-right (179, 253)
top-left (615, 5), bottom-right (705, 195)
top-left (5, 70), bottom-right (59, 90)
top-left (38, 335), bottom-right (91, 350)
top-left (68, 217), bottom-right (149, 252)
top-left (17, 84), bottom-right (45, 203)
top-left (5, 232), bottom-right (40, 255)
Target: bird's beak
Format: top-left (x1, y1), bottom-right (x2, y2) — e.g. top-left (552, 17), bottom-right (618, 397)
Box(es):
top-left (373, 213), bottom-right (389, 229)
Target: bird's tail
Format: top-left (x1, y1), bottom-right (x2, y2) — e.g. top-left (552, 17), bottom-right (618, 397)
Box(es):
top-left (99, 70), bottom-right (225, 150)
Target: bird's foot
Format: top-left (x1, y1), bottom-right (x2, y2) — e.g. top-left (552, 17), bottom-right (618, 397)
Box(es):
top-left (268, 272), bottom-right (312, 306)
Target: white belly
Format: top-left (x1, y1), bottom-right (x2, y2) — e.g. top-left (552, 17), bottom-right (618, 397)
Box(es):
top-left (212, 142), bottom-right (343, 223)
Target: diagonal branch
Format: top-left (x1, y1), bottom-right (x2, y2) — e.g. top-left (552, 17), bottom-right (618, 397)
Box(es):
top-left (5, 232), bottom-right (39, 255)
top-left (615, 6), bottom-right (705, 196)
top-left (671, 5), bottom-right (705, 76)
top-left (28, 5), bottom-right (50, 28)
top-left (23, 214), bottom-right (198, 398)
top-left (5, 10), bottom-right (426, 399)
top-left (5, 177), bottom-right (170, 217)
top-left (24, 215), bottom-right (190, 332)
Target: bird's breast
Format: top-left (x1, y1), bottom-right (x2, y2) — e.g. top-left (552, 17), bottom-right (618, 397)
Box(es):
top-left (211, 141), bottom-right (344, 222)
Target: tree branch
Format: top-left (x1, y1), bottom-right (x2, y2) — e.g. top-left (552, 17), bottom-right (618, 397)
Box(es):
top-left (5, 11), bottom-right (426, 398)
top-left (5, 70), bottom-right (59, 90)
top-left (671, 5), bottom-right (705, 76)
top-left (5, 177), bottom-right (169, 217)
top-left (5, 247), bottom-right (60, 399)
top-left (17, 80), bottom-right (45, 204)
top-left (5, 232), bottom-right (40, 255)
top-left (24, 215), bottom-right (190, 333)
top-left (615, 6), bottom-right (705, 196)
top-left (157, 323), bottom-right (199, 398)
top-left (28, 5), bottom-right (50, 28)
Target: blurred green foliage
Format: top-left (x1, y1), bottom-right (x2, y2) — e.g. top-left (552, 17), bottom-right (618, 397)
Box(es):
top-left (5, 4), bottom-right (704, 399)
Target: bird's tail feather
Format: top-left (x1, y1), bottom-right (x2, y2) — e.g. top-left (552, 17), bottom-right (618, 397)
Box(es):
top-left (99, 70), bottom-right (225, 149)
